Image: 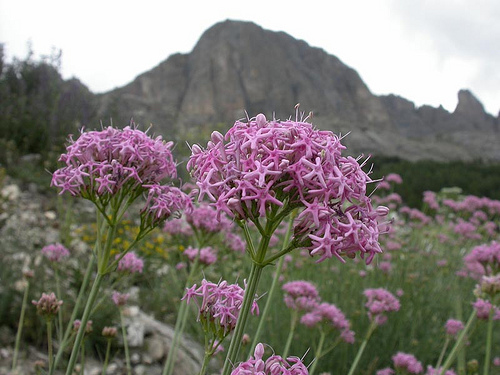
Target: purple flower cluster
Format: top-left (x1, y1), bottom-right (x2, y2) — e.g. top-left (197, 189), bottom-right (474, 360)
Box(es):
top-left (444, 319), bottom-right (464, 337)
top-left (183, 279), bottom-right (259, 336)
top-left (51, 125), bottom-right (177, 198)
top-left (188, 113), bottom-right (386, 264)
top-left (300, 302), bottom-right (354, 343)
top-left (364, 288), bottom-right (400, 325)
top-left (392, 352), bottom-right (423, 374)
top-left (282, 281), bottom-right (320, 312)
top-left (41, 243), bottom-right (70, 263)
top-left (231, 343), bottom-right (309, 375)
top-left (184, 246), bottom-right (218, 265)
top-left (32, 292), bottom-right (63, 318)
top-left (462, 241), bottom-right (500, 279)
top-left (117, 251), bottom-right (144, 274)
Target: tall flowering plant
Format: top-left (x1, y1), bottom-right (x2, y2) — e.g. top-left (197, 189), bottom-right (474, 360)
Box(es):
top-left (50, 124), bottom-right (192, 375)
top-left (188, 112), bottom-right (387, 374)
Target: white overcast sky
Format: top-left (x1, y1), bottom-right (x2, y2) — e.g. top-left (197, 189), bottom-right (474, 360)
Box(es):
top-left (1, 0), bottom-right (499, 116)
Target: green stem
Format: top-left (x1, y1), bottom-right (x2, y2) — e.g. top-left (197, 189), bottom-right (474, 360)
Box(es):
top-left (198, 350), bottom-right (212, 375)
top-left (65, 272), bottom-right (104, 375)
top-left (102, 339), bottom-right (112, 375)
top-left (81, 339), bottom-right (86, 374)
top-left (55, 267), bottom-right (64, 343)
top-left (282, 310), bottom-right (299, 359)
top-left (250, 211), bottom-right (296, 353)
top-left (221, 262), bottom-right (264, 375)
top-left (120, 308), bottom-right (132, 375)
top-left (52, 254), bottom-right (96, 374)
top-left (12, 279), bottom-right (30, 370)
top-left (436, 337), bottom-right (450, 369)
top-left (309, 330), bottom-right (326, 375)
top-left (346, 321), bottom-right (377, 375)
top-left (439, 309), bottom-right (476, 375)
top-left (162, 259), bottom-right (201, 375)
top-left (47, 320), bottom-right (54, 373)
top-left (483, 308), bottom-right (495, 375)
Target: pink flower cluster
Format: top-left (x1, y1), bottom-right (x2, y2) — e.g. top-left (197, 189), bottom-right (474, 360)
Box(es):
top-left (51, 125), bottom-right (177, 198)
top-left (385, 173), bottom-right (403, 184)
top-left (462, 241), bottom-right (500, 280)
top-left (184, 246), bottom-right (218, 266)
top-left (392, 352), bottom-right (423, 374)
top-left (444, 319), bottom-right (464, 337)
top-left (141, 185), bottom-right (193, 227)
top-left (183, 279), bottom-right (259, 336)
top-left (423, 191), bottom-right (439, 210)
top-left (112, 291), bottom-right (130, 307)
top-left (117, 252), bottom-right (144, 274)
top-left (425, 367), bottom-right (456, 375)
top-left (399, 207), bottom-right (431, 227)
top-left (364, 288), bottom-right (400, 325)
top-left (301, 302), bottom-right (355, 343)
top-left (41, 243), bottom-right (70, 263)
top-left (73, 319), bottom-right (93, 333)
top-left (443, 195), bottom-right (500, 216)
top-left (282, 281), bottom-right (320, 311)
top-left (185, 203), bottom-right (232, 233)
top-left (32, 292), bottom-right (63, 318)
top-left (231, 343), bottom-right (309, 375)
top-left (188, 113), bottom-right (386, 264)
top-left (473, 298), bottom-right (500, 320)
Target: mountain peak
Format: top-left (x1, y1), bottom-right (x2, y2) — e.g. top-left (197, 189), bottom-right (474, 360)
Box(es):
top-left (454, 89), bottom-right (486, 118)
top-left (98, 21), bottom-right (500, 162)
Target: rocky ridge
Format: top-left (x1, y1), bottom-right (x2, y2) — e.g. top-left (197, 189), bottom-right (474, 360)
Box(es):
top-left (98, 20), bottom-right (500, 162)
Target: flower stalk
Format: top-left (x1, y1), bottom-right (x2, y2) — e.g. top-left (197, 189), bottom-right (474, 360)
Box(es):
top-left (439, 309), bottom-right (476, 375)
top-left (120, 308), bottom-right (132, 375)
top-left (309, 330), bottom-right (326, 375)
top-left (346, 320), bottom-right (377, 375)
top-left (11, 277), bottom-right (30, 371)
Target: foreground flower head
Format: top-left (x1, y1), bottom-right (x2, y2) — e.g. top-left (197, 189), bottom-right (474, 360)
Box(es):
top-left (32, 292), bottom-right (63, 318)
top-left (183, 279), bottom-right (259, 336)
top-left (51, 125), bottom-right (177, 198)
top-left (364, 288), bottom-right (400, 325)
top-left (188, 112), bottom-right (386, 264)
top-left (41, 243), bottom-right (70, 263)
top-left (117, 251), bottom-right (144, 274)
top-left (300, 302), bottom-right (354, 343)
top-left (231, 343), bottom-right (309, 375)
top-left (282, 280), bottom-right (320, 312)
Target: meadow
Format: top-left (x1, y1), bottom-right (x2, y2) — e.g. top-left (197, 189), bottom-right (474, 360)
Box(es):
top-left (1, 117), bottom-right (499, 375)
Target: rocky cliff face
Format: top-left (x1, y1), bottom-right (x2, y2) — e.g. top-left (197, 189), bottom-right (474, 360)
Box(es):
top-left (98, 20), bottom-right (500, 161)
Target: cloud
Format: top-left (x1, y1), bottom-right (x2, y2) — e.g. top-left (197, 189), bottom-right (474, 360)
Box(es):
top-left (390, 0), bottom-right (500, 114)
